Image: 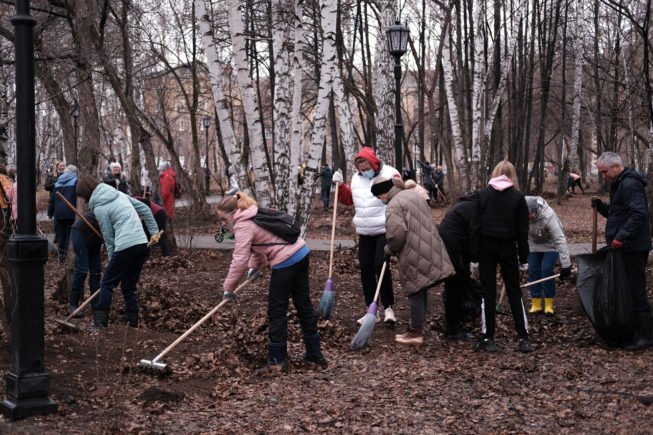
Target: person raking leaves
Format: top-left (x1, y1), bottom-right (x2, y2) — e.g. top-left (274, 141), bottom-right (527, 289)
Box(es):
top-left (216, 192), bottom-right (327, 372)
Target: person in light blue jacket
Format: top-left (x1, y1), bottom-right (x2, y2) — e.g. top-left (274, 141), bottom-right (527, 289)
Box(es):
top-left (76, 175), bottom-right (160, 329)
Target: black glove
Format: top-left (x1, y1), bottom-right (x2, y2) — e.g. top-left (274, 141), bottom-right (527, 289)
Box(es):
top-left (223, 291), bottom-right (236, 302)
top-left (591, 198), bottom-right (602, 209)
top-left (559, 266), bottom-right (571, 281)
top-left (384, 253), bottom-right (392, 263)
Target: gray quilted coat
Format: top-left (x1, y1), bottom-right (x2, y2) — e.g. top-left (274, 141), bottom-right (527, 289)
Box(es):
top-left (384, 187), bottom-right (455, 295)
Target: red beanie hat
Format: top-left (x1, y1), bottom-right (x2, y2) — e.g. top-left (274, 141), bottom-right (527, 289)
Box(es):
top-left (355, 147), bottom-right (380, 172)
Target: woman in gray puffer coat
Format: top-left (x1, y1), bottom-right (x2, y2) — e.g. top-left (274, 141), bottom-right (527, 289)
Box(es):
top-left (525, 196), bottom-right (572, 316)
top-left (372, 177), bottom-right (455, 346)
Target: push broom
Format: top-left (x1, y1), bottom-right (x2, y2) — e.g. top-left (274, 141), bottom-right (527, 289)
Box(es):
top-left (350, 261), bottom-right (387, 350)
top-left (316, 182), bottom-right (340, 319)
top-left (139, 273), bottom-right (254, 372)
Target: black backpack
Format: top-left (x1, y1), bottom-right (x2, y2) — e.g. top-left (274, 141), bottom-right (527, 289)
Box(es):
top-left (252, 207), bottom-right (301, 245)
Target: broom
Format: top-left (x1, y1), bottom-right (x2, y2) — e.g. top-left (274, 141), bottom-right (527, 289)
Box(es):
top-left (350, 261), bottom-right (387, 350)
top-left (316, 182), bottom-right (340, 319)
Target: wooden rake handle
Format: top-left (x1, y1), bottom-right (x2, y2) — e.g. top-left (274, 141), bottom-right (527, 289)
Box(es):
top-left (591, 196), bottom-right (598, 253)
top-left (55, 191), bottom-right (103, 239)
top-left (63, 289), bottom-right (100, 322)
top-left (150, 274), bottom-right (254, 364)
top-left (327, 182), bottom-right (340, 278)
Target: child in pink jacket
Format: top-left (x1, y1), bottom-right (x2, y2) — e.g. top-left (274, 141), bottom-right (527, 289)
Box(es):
top-left (217, 192), bottom-right (326, 372)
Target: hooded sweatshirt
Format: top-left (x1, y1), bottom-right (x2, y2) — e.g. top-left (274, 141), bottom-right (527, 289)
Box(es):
top-left (470, 175), bottom-right (529, 263)
top-left (52, 170), bottom-right (78, 220)
top-left (525, 196), bottom-right (571, 268)
top-left (337, 147), bottom-right (400, 236)
top-left (88, 183), bottom-right (159, 257)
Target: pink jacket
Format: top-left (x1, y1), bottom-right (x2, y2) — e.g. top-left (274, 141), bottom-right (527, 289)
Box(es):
top-left (223, 205), bottom-right (307, 292)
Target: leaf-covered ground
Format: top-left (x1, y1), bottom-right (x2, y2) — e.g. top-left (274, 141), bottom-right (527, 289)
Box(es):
top-left (0, 187), bottom-right (651, 433)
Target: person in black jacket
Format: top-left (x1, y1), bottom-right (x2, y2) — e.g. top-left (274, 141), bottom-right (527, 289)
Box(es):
top-left (437, 192), bottom-right (479, 340)
top-left (593, 152), bottom-right (653, 351)
top-left (103, 162), bottom-right (130, 194)
top-left (470, 160), bottom-right (531, 353)
top-left (51, 165), bottom-right (78, 262)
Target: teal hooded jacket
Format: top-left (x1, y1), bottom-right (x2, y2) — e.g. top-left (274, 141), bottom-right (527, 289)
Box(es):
top-left (89, 183), bottom-right (159, 257)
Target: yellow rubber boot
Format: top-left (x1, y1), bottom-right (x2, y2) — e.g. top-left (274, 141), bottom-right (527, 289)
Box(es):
top-left (529, 298), bottom-right (543, 314)
top-left (544, 298), bottom-right (554, 316)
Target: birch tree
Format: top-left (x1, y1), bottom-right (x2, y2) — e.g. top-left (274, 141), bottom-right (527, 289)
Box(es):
top-left (373, 0), bottom-right (396, 165)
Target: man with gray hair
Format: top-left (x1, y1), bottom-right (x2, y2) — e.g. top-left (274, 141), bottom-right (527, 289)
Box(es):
top-left (592, 151), bottom-right (653, 351)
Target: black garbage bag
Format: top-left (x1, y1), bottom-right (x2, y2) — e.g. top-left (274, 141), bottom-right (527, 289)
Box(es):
top-left (576, 248), bottom-right (636, 347)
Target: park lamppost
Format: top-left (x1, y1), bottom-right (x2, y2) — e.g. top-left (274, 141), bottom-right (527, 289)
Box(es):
top-left (70, 101), bottom-right (79, 159)
top-left (202, 117), bottom-right (211, 193)
top-left (1, 0), bottom-right (57, 420)
top-left (386, 21), bottom-right (410, 170)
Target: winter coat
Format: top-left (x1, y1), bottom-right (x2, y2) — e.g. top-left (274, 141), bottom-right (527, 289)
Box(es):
top-left (437, 193), bottom-right (477, 273)
top-left (71, 211), bottom-right (103, 253)
top-left (470, 175), bottom-right (529, 264)
top-left (384, 187), bottom-right (455, 295)
top-left (160, 167), bottom-right (176, 218)
top-left (596, 167), bottom-right (652, 252)
top-left (88, 183), bottom-right (158, 257)
top-left (338, 147), bottom-right (400, 236)
top-left (525, 196), bottom-right (571, 268)
top-left (222, 205), bottom-right (308, 292)
top-left (102, 173), bottom-right (130, 195)
top-left (417, 161), bottom-right (435, 187)
top-left (6, 181), bottom-right (16, 221)
top-left (51, 171), bottom-right (78, 220)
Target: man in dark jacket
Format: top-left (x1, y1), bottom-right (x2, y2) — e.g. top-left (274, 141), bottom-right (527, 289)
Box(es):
top-left (593, 152), bottom-right (653, 351)
top-left (437, 192), bottom-right (480, 340)
top-left (51, 165), bottom-right (78, 262)
top-left (318, 163), bottom-right (333, 210)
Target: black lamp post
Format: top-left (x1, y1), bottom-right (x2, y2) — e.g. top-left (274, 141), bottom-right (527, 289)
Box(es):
top-left (202, 117), bottom-right (211, 193)
top-left (69, 102), bottom-right (79, 160)
top-left (386, 21), bottom-right (410, 170)
top-left (1, 0), bottom-right (57, 420)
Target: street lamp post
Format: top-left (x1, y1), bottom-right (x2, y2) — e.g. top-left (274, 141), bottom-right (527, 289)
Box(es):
top-left (202, 117), bottom-right (211, 194)
top-left (1, 0), bottom-right (57, 420)
top-left (386, 21), bottom-right (410, 170)
top-left (70, 102), bottom-right (79, 160)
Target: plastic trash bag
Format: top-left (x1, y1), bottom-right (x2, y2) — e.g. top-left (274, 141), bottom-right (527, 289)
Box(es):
top-left (576, 248), bottom-right (636, 347)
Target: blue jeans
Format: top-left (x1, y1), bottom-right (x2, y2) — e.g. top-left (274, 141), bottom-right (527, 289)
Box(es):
top-left (320, 186), bottom-right (331, 208)
top-left (93, 244), bottom-right (148, 315)
top-left (528, 251), bottom-right (559, 298)
top-left (70, 228), bottom-right (102, 306)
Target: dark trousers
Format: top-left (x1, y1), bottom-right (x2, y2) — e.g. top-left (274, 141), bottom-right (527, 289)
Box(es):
top-left (70, 228), bottom-right (102, 305)
top-left (54, 218), bottom-right (74, 262)
top-left (479, 237), bottom-right (528, 340)
top-left (268, 255), bottom-right (317, 343)
top-left (144, 210), bottom-right (170, 256)
top-left (93, 244), bottom-right (148, 315)
top-left (622, 251), bottom-right (652, 314)
top-left (358, 234), bottom-right (394, 308)
top-left (444, 272), bottom-right (468, 328)
top-left (320, 186), bottom-right (331, 208)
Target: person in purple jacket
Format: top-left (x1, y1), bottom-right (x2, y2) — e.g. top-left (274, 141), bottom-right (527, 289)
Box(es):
top-left (217, 192), bottom-right (327, 373)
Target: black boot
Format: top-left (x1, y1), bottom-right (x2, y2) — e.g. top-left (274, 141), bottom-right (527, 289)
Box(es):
top-left (68, 289), bottom-right (82, 317)
top-left (255, 342), bottom-right (288, 374)
top-left (303, 333), bottom-right (328, 367)
top-left (92, 310), bottom-right (109, 329)
top-left (125, 310), bottom-right (139, 328)
top-left (445, 324), bottom-right (475, 341)
top-left (624, 312), bottom-right (653, 352)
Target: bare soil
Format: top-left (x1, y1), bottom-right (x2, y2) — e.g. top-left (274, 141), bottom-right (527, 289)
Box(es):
top-left (0, 184), bottom-right (651, 433)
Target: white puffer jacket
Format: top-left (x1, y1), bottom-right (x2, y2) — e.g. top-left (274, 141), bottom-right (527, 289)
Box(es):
top-left (527, 196), bottom-right (571, 268)
top-left (351, 164), bottom-right (399, 235)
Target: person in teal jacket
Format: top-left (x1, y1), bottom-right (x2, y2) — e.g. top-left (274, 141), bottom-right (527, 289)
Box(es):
top-left (76, 175), bottom-right (160, 329)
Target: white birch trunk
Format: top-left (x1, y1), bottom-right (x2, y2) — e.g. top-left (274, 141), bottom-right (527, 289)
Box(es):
top-left (332, 71), bottom-right (357, 174)
top-left (272, 0), bottom-right (293, 211)
top-left (469, 1), bottom-right (486, 189)
top-left (294, 0), bottom-right (338, 230)
top-left (373, 1), bottom-right (396, 165)
top-left (442, 30), bottom-right (469, 191)
top-left (226, 0), bottom-right (273, 206)
top-left (568, 0), bottom-right (584, 170)
top-left (288, 0), bottom-right (305, 214)
top-left (196, 0), bottom-right (246, 188)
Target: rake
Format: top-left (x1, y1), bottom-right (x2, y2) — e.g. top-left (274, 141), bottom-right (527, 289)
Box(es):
top-left (54, 289), bottom-right (101, 330)
top-left (316, 182), bottom-right (340, 319)
top-left (139, 274), bottom-right (253, 372)
top-left (350, 261), bottom-right (387, 350)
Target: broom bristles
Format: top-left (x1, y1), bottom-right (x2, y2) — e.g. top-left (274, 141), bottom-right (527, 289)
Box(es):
top-left (315, 278), bottom-right (334, 319)
top-left (350, 302), bottom-right (379, 350)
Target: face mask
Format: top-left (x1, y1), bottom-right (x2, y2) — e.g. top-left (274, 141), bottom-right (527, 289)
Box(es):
top-left (362, 169), bottom-right (375, 179)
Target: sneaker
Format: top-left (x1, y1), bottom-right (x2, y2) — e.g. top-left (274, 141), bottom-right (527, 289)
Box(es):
top-left (384, 307), bottom-right (397, 325)
top-left (445, 326), bottom-right (476, 341)
top-left (357, 312), bottom-right (381, 325)
top-left (395, 329), bottom-right (423, 346)
top-left (474, 337), bottom-right (498, 353)
top-left (518, 338), bottom-right (533, 353)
